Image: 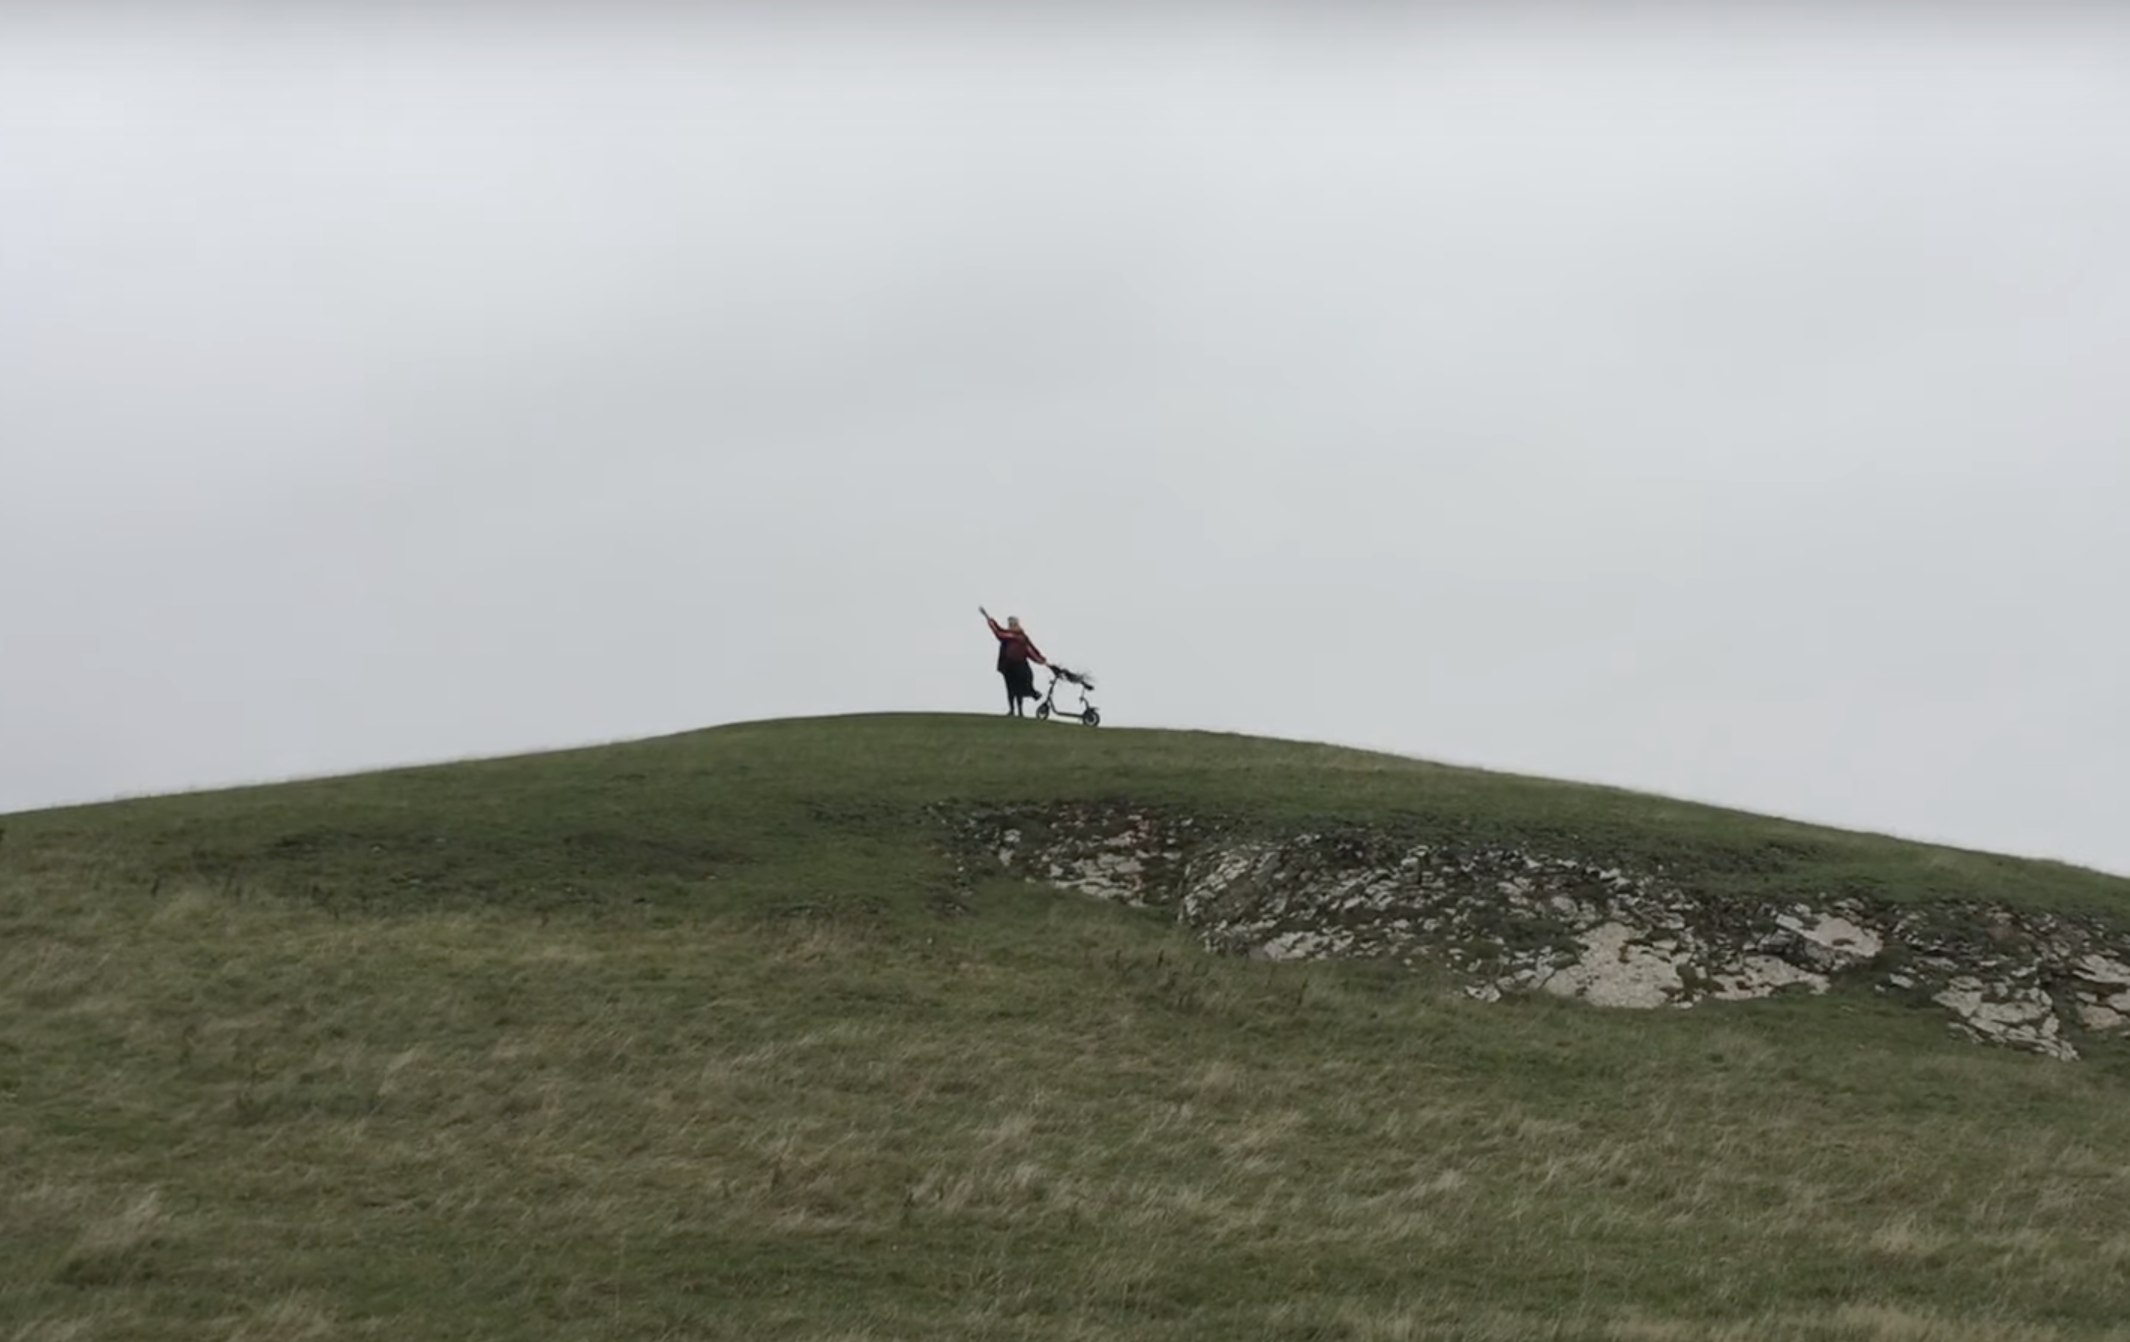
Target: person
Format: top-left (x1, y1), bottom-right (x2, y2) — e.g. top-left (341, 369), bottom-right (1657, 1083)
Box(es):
top-left (980, 606), bottom-right (1047, 716)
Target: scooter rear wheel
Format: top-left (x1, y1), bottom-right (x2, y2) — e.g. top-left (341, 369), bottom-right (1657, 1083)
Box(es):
top-left (1082, 708), bottom-right (1101, 727)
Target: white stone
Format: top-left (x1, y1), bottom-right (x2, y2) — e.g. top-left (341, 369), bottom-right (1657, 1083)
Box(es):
top-left (1256, 930), bottom-right (1333, 961)
top-left (1710, 956), bottom-right (1829, 1001)
top-left (1776, 913), bottom-right (1885, 966)
top-left (1933, 982), bottom-right (2077, 1061)
top-left (2074, 954), bottom-right (2130, 988)
top-left (1536, 922), bottom-right (1684, 1010)
top-left (2079, 1003), bottom-right (2127, 1032)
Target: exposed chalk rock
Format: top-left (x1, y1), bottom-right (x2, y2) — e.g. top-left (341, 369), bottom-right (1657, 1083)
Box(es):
top-left (1777, 913), bottom-right (1884, 968)
top-left (2074, 954), bottom-right (2130, 988)
top-left (1537, 923), bottom-right (1685, 1009)
top-left (1711, 956), bottom-right (1828, 1001)
top-left (944, 802), bottom-right (2130, 1062)
top-left (2079, 1003), bottom-right (2126, 1032)
top-left (1934, 980), bottom-right (2077, 1061)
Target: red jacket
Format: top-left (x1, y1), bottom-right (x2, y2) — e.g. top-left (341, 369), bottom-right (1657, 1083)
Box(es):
top-left (987, 617), bottom-right (1046, 668)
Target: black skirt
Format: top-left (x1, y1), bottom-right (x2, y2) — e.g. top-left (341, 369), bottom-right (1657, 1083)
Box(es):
top-left (1001, 659), bottom-right (1037, 700)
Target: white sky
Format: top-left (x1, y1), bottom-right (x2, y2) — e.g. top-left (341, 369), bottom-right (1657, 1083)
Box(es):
top-left (3, 6), bottom-right (2126, 875)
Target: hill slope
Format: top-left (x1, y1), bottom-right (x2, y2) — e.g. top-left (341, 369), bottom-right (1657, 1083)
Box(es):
top-left (6, 714), bottom-right (2130, 1341)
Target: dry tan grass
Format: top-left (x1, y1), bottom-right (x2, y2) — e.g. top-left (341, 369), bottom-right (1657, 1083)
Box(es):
top-left (1606, 1304), bottom-right (2130, 1342)
top-left (220, 1294), bottom-right (340, 1342)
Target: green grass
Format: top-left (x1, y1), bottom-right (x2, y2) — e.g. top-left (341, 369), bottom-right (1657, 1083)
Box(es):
top-left (6, 713), bottom-right (2130, 1340)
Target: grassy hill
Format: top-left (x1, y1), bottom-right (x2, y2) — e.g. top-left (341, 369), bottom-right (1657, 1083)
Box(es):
top-left (6, 713), bottom-right (2130, 1341)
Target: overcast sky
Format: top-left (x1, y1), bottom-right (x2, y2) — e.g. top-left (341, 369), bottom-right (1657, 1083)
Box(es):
top-left (3, 6), bottom-right (2126, 875)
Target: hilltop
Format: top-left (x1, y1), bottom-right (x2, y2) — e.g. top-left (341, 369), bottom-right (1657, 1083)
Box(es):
top-left (6, 714), bottom-right (2130, 1340)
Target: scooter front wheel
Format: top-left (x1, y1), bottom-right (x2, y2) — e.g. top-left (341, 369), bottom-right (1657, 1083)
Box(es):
top-left (1035, 703), bottom-right (1051, 721)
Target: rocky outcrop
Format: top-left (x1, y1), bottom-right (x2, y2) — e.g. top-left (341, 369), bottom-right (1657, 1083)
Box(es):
top-left (944, 803), bottom-right (2130, 1062)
